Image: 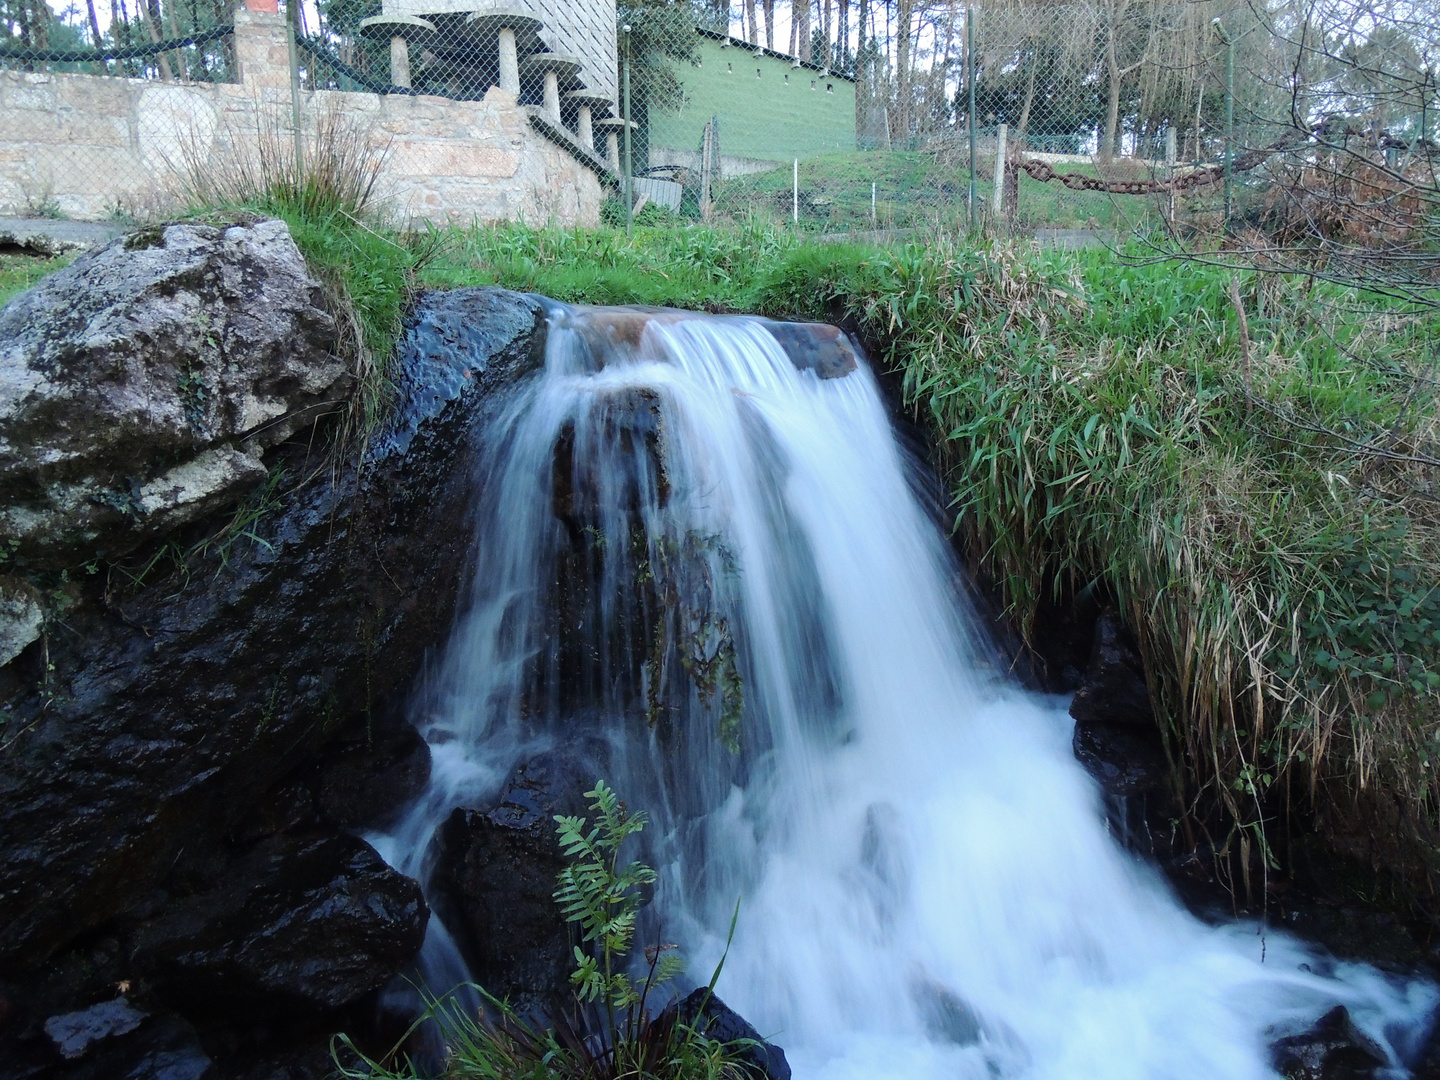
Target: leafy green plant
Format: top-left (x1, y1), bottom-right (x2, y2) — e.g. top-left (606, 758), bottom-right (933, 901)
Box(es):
top-left (554, 779), bottom-right (679, 1013)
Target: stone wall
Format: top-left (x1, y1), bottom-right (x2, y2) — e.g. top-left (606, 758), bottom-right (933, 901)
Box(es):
top-left (0, 9), bottom-right (604, 226)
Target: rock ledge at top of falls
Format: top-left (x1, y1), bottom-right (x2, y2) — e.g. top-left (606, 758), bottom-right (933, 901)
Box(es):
top-left (0, 277), bottom-right (545, 1027)
top-left (0, 219), bottom-right (345, 573)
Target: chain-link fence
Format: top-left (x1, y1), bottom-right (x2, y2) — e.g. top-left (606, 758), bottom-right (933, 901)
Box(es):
top-left (0, 0), bottom-right (236, 219)
top-left (1, 0), bottom-right (1435, 260)
top-left (599, 0), bottom-right (1437, 251)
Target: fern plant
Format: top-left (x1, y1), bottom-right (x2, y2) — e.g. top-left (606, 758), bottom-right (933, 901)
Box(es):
top-left (553, 780), bottom-right (684, 1013)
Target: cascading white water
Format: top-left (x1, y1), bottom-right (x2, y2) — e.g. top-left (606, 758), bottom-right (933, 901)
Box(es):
top-left (375, 304), bottom-right (1437, 1079)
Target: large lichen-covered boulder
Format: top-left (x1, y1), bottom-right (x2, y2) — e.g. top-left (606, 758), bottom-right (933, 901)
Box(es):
top-left (0, 219), bottom-right (345, 572)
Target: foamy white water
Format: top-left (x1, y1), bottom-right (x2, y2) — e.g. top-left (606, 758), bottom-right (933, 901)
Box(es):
top-left (378, 305), bottom-right (1436, 1079)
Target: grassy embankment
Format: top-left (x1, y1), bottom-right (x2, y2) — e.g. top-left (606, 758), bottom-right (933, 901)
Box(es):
top-left (5, 182), bottom-right (1436, 906)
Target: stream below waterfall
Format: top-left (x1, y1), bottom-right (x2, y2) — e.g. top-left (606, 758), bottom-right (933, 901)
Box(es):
top-left (372, 302), bottom-right (1437, 1080)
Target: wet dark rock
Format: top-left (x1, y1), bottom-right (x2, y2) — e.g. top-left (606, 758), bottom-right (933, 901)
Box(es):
top-left (43, 997), bottom-right (147, 1059)
top-left (229, 780), bottom-right (318, 847)
top-left (0, 286), bottom-right (545, 979)
top-left (0, 220), bottom-right (344, 571)
top-left (658, 989), bottom-right (791, 1080)
top-left (757, 319), bottom-right (859, 380)
top-left (427, 739), bottom-right (609, 1015)
top-left (0, 575), bottom-right (44, 667)
top-left (1269, 1005), bottom-right (1390, 1080)
top-left (1072, 719), bottom-right (1167, 796)
top-left (315, 723), bottom-right (432, 831)
top-left (2, 1010), bottom-right (213, 1080)
top-left (209, 1038), bottom-right (336, 1080)
top-left (1068, 609), bottom-right (1154, 727)
top-left (130, 833), bottom-right (426, 1019)
top-left (914, 983), bottom-right (982, 1045)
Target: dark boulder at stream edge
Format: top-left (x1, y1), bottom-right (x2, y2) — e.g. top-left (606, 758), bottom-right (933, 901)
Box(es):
top-left (0, 227), bottom-right (550, 1079)
top-left (657, 989), bottom-right (792, 1080)
top-left (1269, 1005), bottom-right (1391, 1080)
top-left (1068, 609), bottom-right (1154, 728)
top-left (427, 739), bottom-right (611, 1017)
top-left (128, 833), bottom-right (427, 1018)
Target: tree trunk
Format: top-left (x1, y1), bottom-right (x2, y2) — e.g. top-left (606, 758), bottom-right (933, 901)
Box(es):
top-left (24, 0), bottom-right (52, 49)
top-left (795, 0), bottom-right (810, 63)
top-left (1102, 19), bottom-right (1121, 162)
top-left (855, 0), bottom-right (867, 136)
top-left (895, 0), bottom-right (914, 141)
top-left (821, 0), bottom-right (832, 68)
top-left (85, 0), bottom-right (103, 47)
top-left (1016, 59), bottom-right (1036, 143)
top-left (139, 0), bottom-right (173, 81)
top-left (837, 0), bottom-right (849, 69)
top-left (165, 0), bottom-right (190, 80)
top-left (762, 0), bottom-right (774, 49)
top-left (931, 4), bottom-right (954, 130)
top-left (745, 0), bottom-right (758, 45)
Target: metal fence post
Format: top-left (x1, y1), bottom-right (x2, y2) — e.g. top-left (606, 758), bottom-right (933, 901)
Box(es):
top-left (286, 0), bottom-right (303, 172)
top-left (622, 24), bottom-right (633, 238)
top-left (992, 121), bottom-right (1007, 224)
top-left (1165, 125), bottom-right (1177, 224)
top-left (967, 7), bottom-right (977, 234)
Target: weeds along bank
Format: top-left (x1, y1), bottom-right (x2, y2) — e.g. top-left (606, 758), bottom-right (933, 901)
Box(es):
top-left (422, 222), bottom-right (1440, 908)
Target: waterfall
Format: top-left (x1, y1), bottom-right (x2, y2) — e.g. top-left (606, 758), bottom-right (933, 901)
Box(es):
top-left (373, 303), bottom-right (1436, 1079)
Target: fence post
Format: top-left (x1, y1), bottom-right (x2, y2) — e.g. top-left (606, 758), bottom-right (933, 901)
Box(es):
top-left (700, 118), bottom-right (715, 222)
top-left (967, 7), bottom-right (977, 234)
top-left (1165, 125), bottom-right (1177, 224)
top-left (992, 122), bottom-right (1007, 223)
top-left (286, 0), bottom-right (303, 172)
top-left (1225, 33), bottom-right (1234, 229)
top-left (1212, 18), bottom-right (1234, 230)
top-left (622, 23), bottom-right (633, 237)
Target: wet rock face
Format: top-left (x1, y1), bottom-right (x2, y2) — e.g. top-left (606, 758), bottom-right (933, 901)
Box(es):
top-left (1067, 607), bottom-right (1168, 802)
top-left (1068, 609), bottom-right (1154, 727)
top-left (0, 284), bottom-right (546, 983)
top-left (657, 989), bottom-right (792, 1080)
top-left (427, 741), bottom-right (609, 1016)
top-left (0, 220), bottom-right (345, 571)
top-left (1269, 1005), bottom-right (1390, 1080)
top-left (1072, 719), bottom-right (1167, 797)
top-left (130, 834), bottom-right (427, 1019)
top-left (756, 318), bottom-right (858, 380)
